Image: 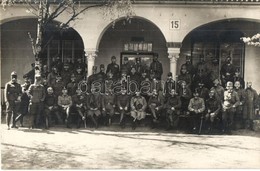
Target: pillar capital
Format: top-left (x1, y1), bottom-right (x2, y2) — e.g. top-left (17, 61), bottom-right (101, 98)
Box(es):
top-left (168, 47), bottom-right (180, 63)
top-left (167, 47), bottom-right (180, 80)
top-left (85, 49), bottom-right (97, 60)
top-left (85, 49), bottom-right (98, 77)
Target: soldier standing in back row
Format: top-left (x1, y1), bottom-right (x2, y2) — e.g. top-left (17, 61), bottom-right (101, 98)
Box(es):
top-left (5, 71), bottom-right (22, 129)
top-left (150, 54), bottom-right (163, 80)
top-left (106, 56), bottom-right (120, 80)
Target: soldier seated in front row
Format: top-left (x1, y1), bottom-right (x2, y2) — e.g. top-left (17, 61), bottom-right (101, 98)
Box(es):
top-left (70, 88), bottom-right (87, 128)
top-left (44, 87), bottom-right (63, 129)
top-left (102, 88), bottom-right (116, 126)
top-left (204, 89), bottom-right (221, 133)
top-left (117, 89), bottom-right (130, 128)
top-left (130, 90), bottom-right (147, 130)
top-left (148, 89), bottom-right (164, 128)
top-left (86, 87), bottom-right (102, 128)
top-left (57, 87), bottom-right (72, 128)
top-left (188, 88), bottom-right (206, 133)
top-left (165, 89), bottom-right (182, 130)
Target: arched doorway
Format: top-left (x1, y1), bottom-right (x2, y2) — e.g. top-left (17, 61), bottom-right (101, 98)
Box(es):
top-left (1, 18), bottom-right (84, 86)
top-left (96, 17), bottom-right (168, 79)
top-left (180, 19), bottom-right (260, 89)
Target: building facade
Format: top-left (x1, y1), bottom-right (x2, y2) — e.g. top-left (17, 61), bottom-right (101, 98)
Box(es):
top-left (1, 0), bottom-right (260, 91)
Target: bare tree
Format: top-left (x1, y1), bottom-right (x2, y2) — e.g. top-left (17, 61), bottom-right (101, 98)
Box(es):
top-left (1, 0), bottom-right (134, 67)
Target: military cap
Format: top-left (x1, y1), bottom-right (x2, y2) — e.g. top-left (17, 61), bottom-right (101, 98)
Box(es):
top-left (111, 56), bottom-right (116, 59)
top-left (100, 64), bottom-right (105, 68)
top-left (226, 81), bottom-right (233, 86)
top-left (11, 71), bottom-right (17, 76)
top-left (167, 72), bottom-right (172, 77)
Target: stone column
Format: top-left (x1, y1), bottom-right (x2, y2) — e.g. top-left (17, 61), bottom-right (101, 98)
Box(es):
top-left (85, 50), bottom-right (97, 77)
top-left (168, 47), bottom-right (180, 80)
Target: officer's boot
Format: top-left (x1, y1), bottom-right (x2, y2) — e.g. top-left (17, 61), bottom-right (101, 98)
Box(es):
top-left (66, 115), bottom-right (71, 128)
top-left (132, 118), bottom-right (136, 130)
top-left (6, 112), bottom-right (11, 130)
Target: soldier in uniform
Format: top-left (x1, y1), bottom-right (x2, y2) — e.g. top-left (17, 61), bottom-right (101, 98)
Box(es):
top-left (27, 74), bottom-right (46, 129)
top-left (102, 88), bottom-right (116, 126)
top-left (188, 88), bottom-right (206, 133)
top-left (164, 72), bottom-right (176, 101)
top-left (74, 66), bottom-right (84, 84)
top-left (4, 71), bottom-right (22, 129)
top-left (233, 68), bottom-right (245, 89)
top-left (58, 87), bottom-right (73, 128)
top-left (106, 56), bottom-right (120, 80)
top-left (178, 64), bottom-right (192, 89)
top-left (67, 74), bottom-right (78, 96)
top-left (129, 67), bottom-right (141, 95)
top-left (130, 90), bottom-right (147, 130)
top-left (150, 54), bottom-right (163, 80)
top-left (148, 89), bottom-right (164, 128)
top-left (47, 66), bottom-right (58, 87)
top-left (204, 90), bottom-right (221, 133)
top-left (178, 81), bottom-right (192, 115)
top-left (210, 79), bottom-right (225, 104)
top-left (61, 63), bottom-right (72, 86)
top-left (117, 89), bottom-right (130, 128)
top-left (165, 89), bottom-right (182, 130)
top-left (70, 88), bottom-right (86, 128)
top-left (183, 55), bottom-right (196, 78)
top-left (222, 81), bottom-right (240, 134)
top-left (120, 57), bottom-right (131, 75)
top-left (134, 57), bottom-right (143, 76)
top-left (51, 56), bottom-right (63, 73)
top-left (243, 82), bottom-right (259, 129)
top-left (220, 56), bottom-right (236, 87)
top-left (53, 75), bottom-right (65, 97)
top-left (196, 82), bottom-right (209, 100)
top-left (233, 81), bottom-right (245, 129)
top-left (86, 87), bottom-right (102, 128)
top-left (41, 65), bottom-right (49, 80)
top-left (87, 66), bottom-right (98, 93)
top-left (74, 58), bottom-right (87, 74)
top-left (44, 87), bottom-right (63, 129)
top-left (14, 76), bottom-right (31, 127)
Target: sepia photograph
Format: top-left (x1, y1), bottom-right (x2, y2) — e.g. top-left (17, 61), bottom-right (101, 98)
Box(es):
top-left (1, 0), bottom-right (260, 169)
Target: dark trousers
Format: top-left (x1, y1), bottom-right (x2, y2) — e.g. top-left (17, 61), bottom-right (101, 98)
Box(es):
top-left (6, 101), bottom-right (20, 127)
top-left (44, 106), bottom-right (63, 128)
top-left (15, 102), bottom-right (29, 126)
top-left (28, 102), bottom-right (44, 128)
top-left (189, 112), bottom-right (203, 130)
top-left (222, 108), bottom-right (235, 132)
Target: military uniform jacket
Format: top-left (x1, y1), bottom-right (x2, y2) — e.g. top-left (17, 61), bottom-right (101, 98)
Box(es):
top-left (102, 94), bottom-right (116, 108)
top-left (206, 98), bottom-right (221, 114)
top-left (5, 81), bottom-right (22, 102)
top-left (87, 94), bottom-right (102, 109)
top-left (165, 95), bottom-right (182, 110)
top-left (188, 97), bottom-right (205, 112)
top-left (44, 94), bottom-right (57, 107)
top-left (117, 94), bottom-right (130, 108)
top-left (130, 96), bottom-right (147, 111)
top-left (106, 63), bottom-right (120, 79)
top-left (223, 90), bottom-right (240, 108)
top-left (150, 61), bottom-right (163, 79)
top-left (164, 78), bottom-right (175, 96)
top-left (148, 96), bottom-right (163, 107)
top-left (28, 84), bottom-right (46, 103)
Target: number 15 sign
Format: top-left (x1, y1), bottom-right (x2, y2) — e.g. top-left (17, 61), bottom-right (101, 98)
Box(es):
top-left (170, 20), bottom-right (181, 30)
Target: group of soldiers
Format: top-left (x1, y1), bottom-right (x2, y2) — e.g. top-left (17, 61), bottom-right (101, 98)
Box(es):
top-left (4, 54), bottom-right (260, 134)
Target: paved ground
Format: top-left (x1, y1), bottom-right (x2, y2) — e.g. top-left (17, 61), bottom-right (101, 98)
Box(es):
top-left (1, 123), bottom-right (260, 169)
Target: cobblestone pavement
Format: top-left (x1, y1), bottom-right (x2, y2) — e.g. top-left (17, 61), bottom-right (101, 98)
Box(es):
top-left (1, 124), bottom-right (260, 169)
